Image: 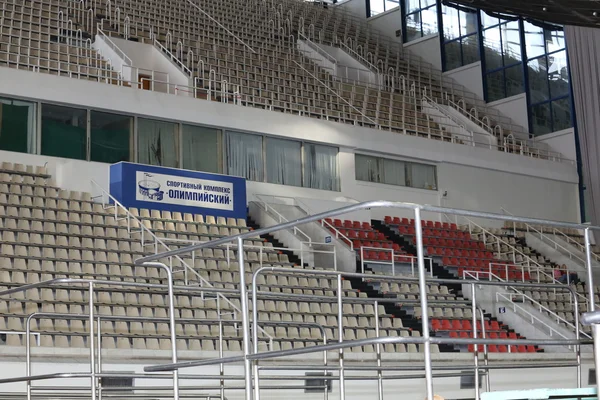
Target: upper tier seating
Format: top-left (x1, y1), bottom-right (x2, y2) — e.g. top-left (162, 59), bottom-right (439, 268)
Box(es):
top-left (0, 0), bottom-right (561, 161)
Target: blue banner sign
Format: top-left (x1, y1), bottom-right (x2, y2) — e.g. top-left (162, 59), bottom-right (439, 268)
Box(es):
top-left (110, 162), bottom-right (247, 219)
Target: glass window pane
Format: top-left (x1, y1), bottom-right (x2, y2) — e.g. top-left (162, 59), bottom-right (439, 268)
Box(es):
top-left (382, 158), bottom-right (406, 186)
top-left (546, 29), bottom-right (565, 53)
top-left (548, 50), bottom-right (569, 98)
top-left (137, 118), bottom-right (178, 167)
top-left (483, 26), bottom-right (503, 71)
top-left (304, 143), bottom-right (339, 191)
top-left (370, 0), bottom-right (385, 15)
top-left (552, 98), bottom-right (572, 132)
top-left (41, 104), bottom-right (87, 160)
top-left (406, 0), bottom-right (421, 13)
top-left (459, 9), bottom-right (478, 36)
top-left (462, 35), bottom-right (480, 65)
top-left (356, 154), bottom-right (381, 183)
top-left (226, 131), bottom-right (263, 182)
top-left (0, 98), bottom-right (35, 154)
top-left (384, 0), bottom-right (399, 11)
top-left (523, 22), bottom-right (545, 59)
top-left (481, 12), bottom-right (499, 28)
top-left (421, 6), bottom-right (438, 36)
top-left (444, 41), bottom-right (462, 70)
top-left (441, 6), bottom-right (460, 40)
top-left (505, 64), bottom-right (524, 97)
top-left (266, 137), bottom-right (301, 186)
top-left (486, 70), bottom-right (505, 102)
top-left (90, 111), bottom-right (133, 164)
top-left (530, 102), bottom-right (552, 135)
top-left (528, 56), bottom-right (549, 103)
top-left (502, 21), bottom-right (521, 63)
top-left (181, 124), bottom-right (222, 173)
top-left (407, 163), bottom-right (437, 190)
top-left (405, 12), bottom-right (423, 42)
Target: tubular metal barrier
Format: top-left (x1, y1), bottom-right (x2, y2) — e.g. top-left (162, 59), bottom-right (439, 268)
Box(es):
top-left (134, 200), bottom-right (600, 400)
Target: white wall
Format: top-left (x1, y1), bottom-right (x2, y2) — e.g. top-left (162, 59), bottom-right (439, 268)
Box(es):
top-left (443, 62), bottom-right (484, 101)
top-left (0, 67), bottom-right (580, 225)
top-left (536, 128), bottom-right (577, 163)
top-left (488, 93), bottom-right (529, 135)
top-left (366, 7), bottom-right (403, 44)
top-left (404, 34), bottom-right (443, 72)
top-left (93, 35), bottom-right (130, 80)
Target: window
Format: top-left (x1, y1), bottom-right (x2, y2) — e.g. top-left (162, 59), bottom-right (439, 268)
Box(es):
top-left (355, 154), bottom-right (436, 190)
top-left (304, 143), bottom-right (339, 191)
top-left (481, 14), bottom-right (524, 102)
top-left (266, 137), bottom-right (302, 186)
top-left (137, 118), bottom-right (179, 167)
top-left (369, 0), bottom-right (400, 16)
top-left (181, 124), bottom-right (222, 173)
top-left (0, 97), bottom-right (35, 154)
top-left (403, 0), bottom-right (438, 42)
top-left (90, 111), bottom-right (133, 164)
top-left (41, 104), bottom-right (87, 160)
top-left (441, 4), bottom-right (480, 71)
top-left (523, 23), bottom-right (572, 135)
top-left (226, 131), bottom-right (264, 182)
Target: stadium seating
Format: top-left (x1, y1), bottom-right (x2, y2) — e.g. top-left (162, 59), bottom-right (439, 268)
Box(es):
top-left (0, 0), bottom-right (560, 161)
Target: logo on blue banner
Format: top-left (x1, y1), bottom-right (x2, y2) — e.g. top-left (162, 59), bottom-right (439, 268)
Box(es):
top-left (110, 162), bottom-right (247, 219)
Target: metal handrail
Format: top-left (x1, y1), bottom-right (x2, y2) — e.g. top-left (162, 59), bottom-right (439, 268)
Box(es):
top-left (153, 39), bottom-right (192, 76)
top-left (298, 31), bottom-right (337, 65)
top-left (137, 200), bottom-right (600, 400)
top-left (495, 292), bottom-right (579, 346)
top-left (89, 180), bottom-right (273, 344)
top-left (185, 0), bottom-right (256, 54)
top-left (96, 26), bottom-right (133, 66)
top-left (359, 246), bottom-right (434, 278)
top-left (254, 195), bottom-right (312, 243)
top-left (502, 207), bottom-right (600, 263)
top-left (337, 39), bottom-right (379, 74)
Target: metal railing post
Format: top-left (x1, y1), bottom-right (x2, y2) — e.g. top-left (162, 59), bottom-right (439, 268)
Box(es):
top-left (219, 320), bottom-right (225, 400)
top-left (584, 228), bottom-right (600, 393)
top-left (414, 207), bottom-right (434, 400)
top-left (471, 283), bottom-right (480, 400)
top-left (88, 282), bottom-right (96, 400)
top-left (375, 301), bottom-right (383, 400)
top-left (237, 237), bottom-right (253, 400)
top-left (337, 275), bottom-right (345, 400)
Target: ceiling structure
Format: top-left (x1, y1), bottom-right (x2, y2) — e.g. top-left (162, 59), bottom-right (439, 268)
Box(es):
top-left (447, 0), bottom-right (600, 27)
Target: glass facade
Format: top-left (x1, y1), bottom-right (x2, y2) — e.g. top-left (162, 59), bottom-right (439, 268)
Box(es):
top-left (265, 137), bottom-right (302, 187)
top-left (369, 0), bottom-right (400, 16)
top-left (90, 111), bottom-right (133, 164)
top-left (523, 22), bottom-right (571, 135)
top-left (481, 13), bottom-right (524, 102)
top-left (137, 118), bottom-right (179, 167)
top-left (403, 0), bottom-right (438, 42)
top-left (441, 4), bottom-right (480, 70)
top-left (0, 97), bottom-right (36, 154)
top-left (355, 154), bottom-right (437, 190)
top-left (181, 124), bottom-right (222, 174)
top-left (41, 104), bottom-right (87, 160)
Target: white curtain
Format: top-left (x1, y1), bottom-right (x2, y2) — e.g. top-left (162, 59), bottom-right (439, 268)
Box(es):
top-left (355, 154), bottom-right (380, 183)
top-left (182, 124), bottom-right (221, 173)
top-left (137, 118), bottom-right (178, 167)
top-left (304, 143), bottom-right (339, 191)
top-left (565, 25), bottom-right (600, 223)
top-left (266, 137), bottom-right (301, 186)
top-left (408, 163), bottom-right (436, 190)
top-left (382, 158), bottom-right (406, 186)
top-left (226, 131), bottom-right (264, 181)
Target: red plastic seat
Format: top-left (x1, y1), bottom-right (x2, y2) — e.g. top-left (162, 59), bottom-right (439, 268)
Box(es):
top-left (343, 220), bottom-right (353, 228)
top-left (334, 219), bottom-right (343, 227)
top-left (498, 345), bottom-right (508, 353)
top-left (385, 216), bottom-right (393, 224)
top-left (462, 320), bottom-right (473, 331)
top-left (527, 345), bottom-right (536, 353)
top-left (393, 217), bottom-right (401, 225)
top-left (441, 320), bottom-right (452, 330)
top-left (517, 345), bottom-right (527, 353)
top-left (488, 345), bottom-right (498, 353)
top-left (452, 320), bottom-right (463, 330)
top-left (353, 221), bottom-right (361, 229)
top-left (362, 222), bottom-right (371, 230)
top-left (434, 221), bottom-right (442, 229)
top-left (348, 230), bottom-right (358, 239)
top-left (401, 218), bottom-right (409, 225)
top-left (490, 321), bottom-right (500, 331)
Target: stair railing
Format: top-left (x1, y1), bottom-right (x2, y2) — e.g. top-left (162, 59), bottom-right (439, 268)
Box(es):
top-left (89, 180), bottom-right (274, 344)
top-left (501, 207), bottom-right (600, 263)
top-left (253, 195), bottom-right (312, 244)
top-left (501, 207), bottom-right (597, 265)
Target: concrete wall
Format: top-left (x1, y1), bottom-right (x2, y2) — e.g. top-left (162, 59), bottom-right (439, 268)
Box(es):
top-left (404, 34), bottom-right (443, 72)
top-left (336, 0), bottom-right (367, 18)
top-left (536, 128), bottom-right (578, 163)
top-left (443, 62), bottom-right (484, 101)
top-left (488, 93), bottom-right (529, 135)
top-left (366, 7), bottom-right (403, 44)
